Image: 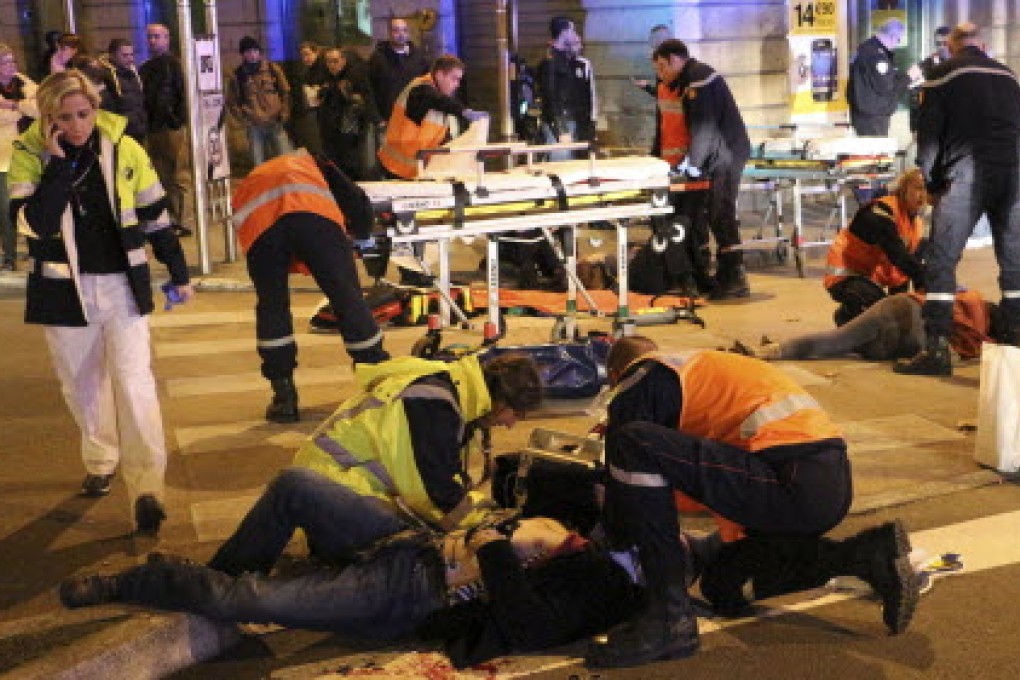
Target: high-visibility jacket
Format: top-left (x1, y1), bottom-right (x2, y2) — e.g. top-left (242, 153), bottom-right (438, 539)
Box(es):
top-left (642, 350), bottom-right (842, 451)
top-left (9, 110), bottom-right (182, 325)
top-left (292, 354), bottom-right (493, 530)
top-left (232, 150), bottom-right (346, 255)
top-left (377, 75), bottom-right (453, 179)
top-left (824, 195), bottom-right (922, 290)
top-left (909, 289), bottom-right (991, 360)
top-left (657, 80), bottom-right (690, 167)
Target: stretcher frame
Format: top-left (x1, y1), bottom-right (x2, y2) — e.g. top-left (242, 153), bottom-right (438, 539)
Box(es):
top-left (367, 143), bottom-right (688, 338)
top-left (741, 125), bottom-right (900, 277)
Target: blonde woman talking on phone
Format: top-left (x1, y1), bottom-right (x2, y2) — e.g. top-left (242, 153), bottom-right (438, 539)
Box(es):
top-left (7, 69), bottom-right (194, 534)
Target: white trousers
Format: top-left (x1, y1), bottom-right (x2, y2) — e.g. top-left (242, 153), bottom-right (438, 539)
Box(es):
top-left (44, 273), bottom-right (166, 503)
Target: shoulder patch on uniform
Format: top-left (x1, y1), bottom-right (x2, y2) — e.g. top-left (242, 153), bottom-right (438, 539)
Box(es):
top-left (876, 61), bottom-right (889, 75)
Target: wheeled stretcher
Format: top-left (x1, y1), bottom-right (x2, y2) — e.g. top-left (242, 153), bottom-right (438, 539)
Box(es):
top-left (360, 143), bottom-right (703, 339)
top-left (742, 128), bottom-right (901, 277)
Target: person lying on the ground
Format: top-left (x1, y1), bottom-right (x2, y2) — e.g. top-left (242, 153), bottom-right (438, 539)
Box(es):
top-left (59, 515), bottom-right (644, 669)
top-left (823, 168), bottom-right (928, 325)
top-left (732, 290), bottom-right (1000, 363)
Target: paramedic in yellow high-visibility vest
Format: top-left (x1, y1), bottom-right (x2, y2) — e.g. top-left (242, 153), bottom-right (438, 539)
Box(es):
top-left (377, 54), bottom-right (485, 179)
top-left (205, 352), bottom-right (544, 576)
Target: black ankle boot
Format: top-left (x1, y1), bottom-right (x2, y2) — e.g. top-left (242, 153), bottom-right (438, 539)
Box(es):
top-left (59, 574), bottom-right (121, 609)
top-left (710, 260), bottom-right (751, 300)
top-left (586, 584), bottom-right (700, 668)
top-left (894, 333), bottom-right (951, 376)
top-left (836, 520), bottom-right (919, 634)
top-left (266, 377), bottom-right (299, 423)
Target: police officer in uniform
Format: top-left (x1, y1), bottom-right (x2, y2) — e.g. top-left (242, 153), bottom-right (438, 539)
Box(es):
top-left (897, 23), bottom-right (1020, 376)
top-left (847, 19), bottom-right (918, 136)
top-left (651, 39), bottom-right (751, 299)
top-left (232, 151), bottom-right (389, 422)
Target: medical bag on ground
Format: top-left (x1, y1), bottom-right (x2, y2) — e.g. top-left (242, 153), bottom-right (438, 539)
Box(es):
top-left (483, 337), bottom-right (611, 400)
top-left (974, 342), bottom-right (1020, 473)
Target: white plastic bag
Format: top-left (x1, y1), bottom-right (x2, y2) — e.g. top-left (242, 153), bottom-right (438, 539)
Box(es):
top-left (974, 343), bottom-right (1020, 472)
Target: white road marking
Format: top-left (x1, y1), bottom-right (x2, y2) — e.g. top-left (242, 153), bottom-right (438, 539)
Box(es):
top-left (175, 420), bottom-right (310, 456)
top-left (150, 308), bottom-right (320, 328)
top-left (165, 366), bottom-right (352, 398)
top-left (155, 334), bottom-right (342, 358)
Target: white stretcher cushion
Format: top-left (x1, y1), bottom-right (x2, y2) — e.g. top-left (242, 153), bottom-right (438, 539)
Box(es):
top-left (753, 135), bottom-right (898, 160)
top-left (519, 156), bottom-right (670, 185)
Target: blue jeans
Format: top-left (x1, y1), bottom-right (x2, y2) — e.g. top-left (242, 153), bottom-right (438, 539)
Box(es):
top-left (925, 165), bottom-right (1020, 335)
top-left (248, 122), bottom-right (293, 166)
top-left (207, 467), bottom-right (409, 576)
top-left (117, 542), bottom-right (445, 638)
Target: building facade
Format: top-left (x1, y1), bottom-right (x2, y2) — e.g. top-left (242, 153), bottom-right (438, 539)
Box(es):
top-left (2, 1), bottom-right (1018, 164)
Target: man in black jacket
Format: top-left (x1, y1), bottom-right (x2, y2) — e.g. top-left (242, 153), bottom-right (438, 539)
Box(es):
top-left (369, 17), bottom-right (429, 127)
top-left (139, 24), bottom-right (192, 237)
top-left (101, 39), bottom-right (147, 142)
top-left (59, 511), bottom-right (642, 668)
top-left (847, 19), bottom-right (919, 136)
top-left (652, 39), bottom-right (751, 299)
top-left (907, 26), bottom-right (950, 133)
top-left (537, 16), bottom-right (596, 161)
top-left (897, 22), bottom-right (1020, 376)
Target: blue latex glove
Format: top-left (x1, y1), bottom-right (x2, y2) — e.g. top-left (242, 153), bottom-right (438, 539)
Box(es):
top-left (353, 237), bottom-right (377, 251)
top-left (686, 165), bottom-right (702, 178)
top-left (161, 281), bottom-right (184, 311)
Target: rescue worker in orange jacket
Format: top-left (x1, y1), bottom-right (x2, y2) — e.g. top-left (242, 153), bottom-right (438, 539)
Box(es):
top-left (652, 39), bottom-right (751, 300)
top-left (232, 150), bottom-right (389, 423)
top-left (824, 168), bottom-right (928, 325)
top-left (377, 54), bottom-right (482, 179)
top-left (587, 337), bottom-right (919, 668)
top-left (733, 289), bottom-right (1000, 365)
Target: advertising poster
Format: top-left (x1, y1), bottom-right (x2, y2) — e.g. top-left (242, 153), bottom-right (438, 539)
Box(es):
top-left (200, 93), bottom-right (231, 181)
top-left (194, 36), bottom-right (221, 94)
top-left (788, 1), bottom-right (847, 122)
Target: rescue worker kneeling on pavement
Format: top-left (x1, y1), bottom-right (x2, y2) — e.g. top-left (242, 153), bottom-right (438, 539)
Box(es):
top-left (232, 149), bottom-right (389, 423)
top-left (274, 351), bottom-right (544, 561)
top-left (586, 337), bottom-right (920, 668)
top-left (377, 54), bottom-right (484, 180)
top-left (824, 168), bottom-right (927, 326)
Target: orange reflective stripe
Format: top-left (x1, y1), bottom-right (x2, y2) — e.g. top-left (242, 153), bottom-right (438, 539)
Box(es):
top-left (379, 76), bottom-right (452, 179)
top-left (232, 153), bottom-right (346, 252)
top-left (658, 81), bottom-right (691, 167)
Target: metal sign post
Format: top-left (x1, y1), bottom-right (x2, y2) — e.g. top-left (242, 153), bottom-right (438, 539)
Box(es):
top-left (201, 0), bottom-right (235, 262)
top-left (176, 0), bottom-right (212, 274)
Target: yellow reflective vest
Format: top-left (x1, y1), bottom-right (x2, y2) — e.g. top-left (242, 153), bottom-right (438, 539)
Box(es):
top-left (293, 354), bottom-right (493, 530)
top-left (9, 110), bottom-right (179, 325)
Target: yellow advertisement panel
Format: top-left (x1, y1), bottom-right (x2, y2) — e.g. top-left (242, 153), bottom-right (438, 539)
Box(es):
top-left (789, 1), bottom-right (839, 36)
top-left (788, 1), bottom-right (847, 120)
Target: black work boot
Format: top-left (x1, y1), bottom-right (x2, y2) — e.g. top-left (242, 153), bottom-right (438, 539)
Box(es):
top-left (894, 333), bottom-right (951, 376)
top-left (134, 494), bottom-right (166, 535)
top-left (836, 520), bottom-right (919, 634)
top-left (59, 574), bottom-right (121, 609)
top-left (266, 377), bottom-right (299, 423)
top-left (710, 252), bottom-right (751, 300)
top-left (586, 584), bottom-right (700, 668)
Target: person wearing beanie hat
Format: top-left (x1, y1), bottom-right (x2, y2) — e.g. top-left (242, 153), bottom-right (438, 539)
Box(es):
top-left (227, 35), bottom-right (293, 166)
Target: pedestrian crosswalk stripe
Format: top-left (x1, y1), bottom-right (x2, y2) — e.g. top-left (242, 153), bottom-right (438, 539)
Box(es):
top-left (166, 366), bottom-right (352, 398)
top-left (150, 308), bottom-right (320, 328)
top-left (154, 334), bottom-right (340, 358)
top-left (175, 420), bottom-right (309, 456)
